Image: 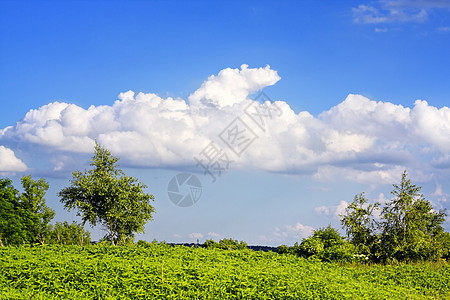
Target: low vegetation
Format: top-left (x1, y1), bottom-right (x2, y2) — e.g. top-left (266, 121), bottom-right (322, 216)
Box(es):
top-left (1, 243), bottom-right (449, 299)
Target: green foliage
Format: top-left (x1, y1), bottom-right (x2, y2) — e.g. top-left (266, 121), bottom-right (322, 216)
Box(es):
top-left (203, 238), bottom-right (248, 250)
top-left (284, 226), bottom-right (357, 262)
top-left (340, 193), bottom-right (379, 257)
top-left (341, 170), bottom-right (448, 262)
top-left (59, 142), bottom-right (155, 246)
top-left (437, 232), bottom-right (450, 260)
top-left (0, 178), bottom-right (24, 246)
top-left (380, 171), bottom-right (446, 261)
top-left (20, 175), bottom-right (55, 245)
top-left (48, 221), bottom-right (91, 246)
top-left (0, 176), bottom-right (54, 246)
top-left (276, 244), bottom-right (289, 254)
top-left (1, 244), bottom-right (449, 299)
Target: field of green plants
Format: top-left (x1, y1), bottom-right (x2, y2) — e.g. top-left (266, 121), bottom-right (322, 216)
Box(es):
top-left (1, 243), bottom-right (449, 299)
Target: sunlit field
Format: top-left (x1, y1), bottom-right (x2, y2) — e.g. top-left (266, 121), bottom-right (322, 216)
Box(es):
top-left (1, 243), bottom-right (449, 299)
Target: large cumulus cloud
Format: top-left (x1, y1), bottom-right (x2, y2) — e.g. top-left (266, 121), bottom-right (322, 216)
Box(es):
top-left (1, 64), bottom-right (449, 184)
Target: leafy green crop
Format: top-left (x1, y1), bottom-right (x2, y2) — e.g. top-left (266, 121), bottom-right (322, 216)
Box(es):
top-left (1, 244), bottom-right (449, 299)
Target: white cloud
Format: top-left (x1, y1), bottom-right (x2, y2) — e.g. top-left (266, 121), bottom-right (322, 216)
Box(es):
top-left (285, 222), bottom-right (314, 238)
top-left (432, 183), bottom-right (449, 203)
top-left (353, 0), bottom-right (450, 24)
top-left (0, 146), bottom-right (27, 173)
top-left (376, 192), bottom-right (388, 204)
top-left (1, 65), bottom-right (449, 186)
top-left (259, 222), bottom-right (314, 245)
top-left (207, 232), bottom-right (220, 238)
top-left (173, 234), bottom-right (182, 238)
top-left (189, 64), bottom-right (280, 109)
top-left (314, 200), bottom-right (349, 219)
top-left (437, 26), bottom-right (450, 32)
top-left (188, 232), bottom-right (203, 239)
top-left (313, 165), bottom-right (405, 185)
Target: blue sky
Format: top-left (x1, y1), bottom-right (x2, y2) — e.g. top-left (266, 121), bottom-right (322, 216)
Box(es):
top-left (1, 0), bottom-right (450, 246)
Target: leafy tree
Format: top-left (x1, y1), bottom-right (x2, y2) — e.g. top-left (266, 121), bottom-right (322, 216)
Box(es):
top-left (340, 193), bottom-right (380, 257)
top-left (59, 142), bottom-right (155, 245)
top-left (437, 231), bottom-right (450, 260)
top-left (0, 176), bottom-right (54, 246)
top-left (20, 175), bottom-right (55, 245)
top-left (0, 178), bottom-right (24, 246)
top-left (341, 170), bottom-right (448, 262)
top-left (380, 171), bottom-right (446, 261)
top-left (49, 221), bottom-right (91, 245)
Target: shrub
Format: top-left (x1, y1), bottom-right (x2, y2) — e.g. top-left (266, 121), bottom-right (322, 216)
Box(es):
top-left (203, 238), bottom-right (248, 250)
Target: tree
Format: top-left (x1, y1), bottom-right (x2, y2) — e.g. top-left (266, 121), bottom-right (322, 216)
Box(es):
top-left (0, 178), bottom-right (24, 246)
top-left (59, 142), bottom-right (155, 245)
top-left (20, 175), bottom-right (55, 245)
top-left (380, 171), bottom-right (446, 261)
top-left (340, 193), bottom-right (380, 257)
top-left (341, 170), bottom-right (448, 262)
top-left (0, 176), bottom-right (54, 246)
top-left (49, 221), bottom-right (91, 245)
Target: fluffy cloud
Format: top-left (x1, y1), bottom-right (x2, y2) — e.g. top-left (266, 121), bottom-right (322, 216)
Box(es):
top-left (189, 64), bottom-right (280, 109)
top-left (1, 65), bottom-right (449, 186)
top-left (0, 146), bottom-right (27, 173)
top-left (285, 222), bottom-right (314, 238)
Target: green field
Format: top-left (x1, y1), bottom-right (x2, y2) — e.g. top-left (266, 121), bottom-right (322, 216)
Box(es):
top-left (1, 244), bottom-right (449, 299)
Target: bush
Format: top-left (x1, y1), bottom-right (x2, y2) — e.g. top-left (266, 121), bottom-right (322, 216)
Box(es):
top-left (277, 244), bottom-right (291, 254)
top-left (297, 237), bottom-right (324, 257)
top-left (280, 226), bottom-right (358, 262)
top-left (203, 238), bottom-right (248, 250)
top-left (137, 240), bottom-right (151, 247)
top-left (320, 243), bottom-right (357, 262)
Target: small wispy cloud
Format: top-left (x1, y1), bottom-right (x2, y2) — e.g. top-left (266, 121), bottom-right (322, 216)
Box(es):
top-left (432, 183), bottom-right (449, 203)
top-left (375, 27), bottom-right (389, 32)
top-left (207, 232), bottom-right (220, 238)
top-left (314, 200), bottom-right (349, 219)
top-left (437, 26), bottom-right (450, 32)
top-left (188, 232), bottom-right (203, 239)
top-left (258, 222), bottom-right (314, 245)
top-left (353, 0), bottom-right (450, 24)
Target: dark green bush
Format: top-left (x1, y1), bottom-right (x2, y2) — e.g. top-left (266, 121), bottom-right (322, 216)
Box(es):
top-left (203, 238), bottom-right (248, 250)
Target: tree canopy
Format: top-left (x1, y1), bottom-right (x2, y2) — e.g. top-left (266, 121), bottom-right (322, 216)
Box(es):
top-left (59, 142), bottom-right (155, 245)
top-left (0, 175), bottom-right (54, 246)
top-left (341, 170), bottom-right (447, 262)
